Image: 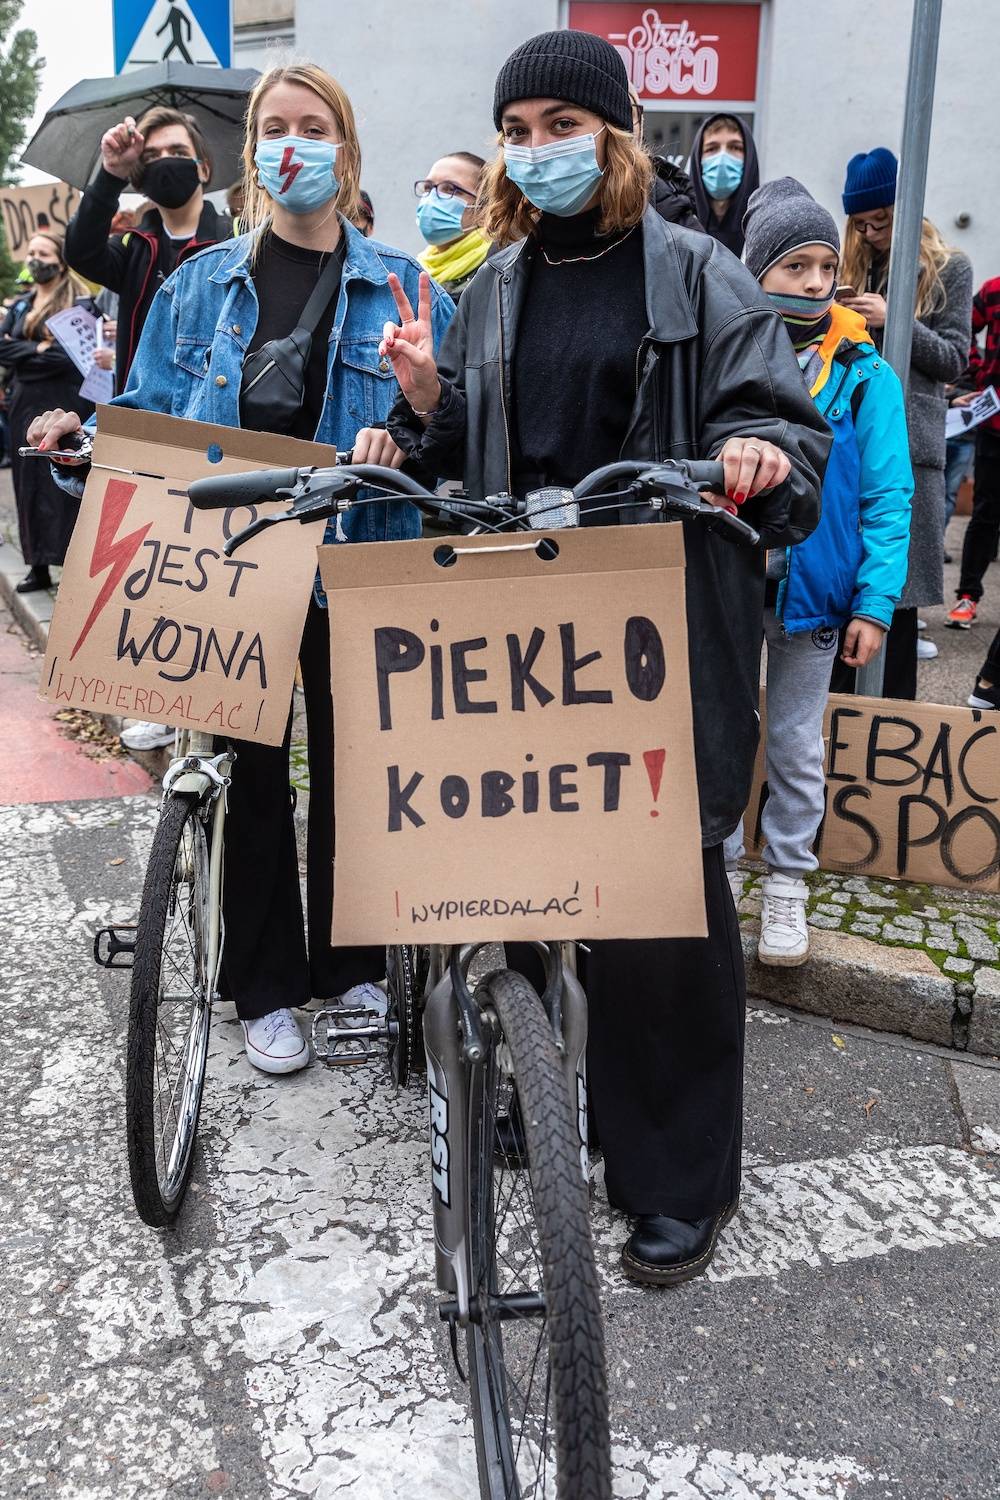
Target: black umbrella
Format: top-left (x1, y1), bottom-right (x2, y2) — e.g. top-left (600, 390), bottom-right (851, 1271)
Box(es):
top-left (22, 63), bottom-right (260, 191)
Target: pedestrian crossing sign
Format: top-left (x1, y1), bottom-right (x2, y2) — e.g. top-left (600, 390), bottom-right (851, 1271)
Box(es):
top-left (113, 0), bottom-right (233, 73)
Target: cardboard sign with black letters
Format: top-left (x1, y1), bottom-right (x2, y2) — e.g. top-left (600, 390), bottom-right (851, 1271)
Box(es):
top-left (0, 181), bottom-right (81, 259)
top-left (745, 693), bottom-right (1000, 891)
top-left (321, 526), bottom-right (707, 946)
top-left (40, 407), bottom-right (329, 746)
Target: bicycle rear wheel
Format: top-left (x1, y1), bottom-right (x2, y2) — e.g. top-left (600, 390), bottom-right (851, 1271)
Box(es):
top-left (126, 794), bottom-right (212, 1226)
top-left (465, 969), bottom-right (610, 1499)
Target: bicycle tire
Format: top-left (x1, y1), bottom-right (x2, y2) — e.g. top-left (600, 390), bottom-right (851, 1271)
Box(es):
top-left (465, 968), bottom-right (610, 1500)
top-left (126, 794), bottom-right (212, 1226)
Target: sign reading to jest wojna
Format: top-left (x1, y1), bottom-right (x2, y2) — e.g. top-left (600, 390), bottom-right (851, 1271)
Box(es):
top-left (40, 407), bottom-right (327, 746)
top-left (745, 695), bottom-right (1000, 891)
top-left (321, 526), bottom-right (707, 946)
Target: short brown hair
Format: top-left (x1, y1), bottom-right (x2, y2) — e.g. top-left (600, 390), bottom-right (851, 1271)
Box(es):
top-left (132, 106), bottom-right (211, 184)
top-left (480, 125), bottom-right (653, 248)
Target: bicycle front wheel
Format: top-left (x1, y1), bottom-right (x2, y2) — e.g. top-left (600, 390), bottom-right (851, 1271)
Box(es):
top-left (126, 794), bottom-right (212, 1226)
top-left (466, 969), bottom-right (610, 1499)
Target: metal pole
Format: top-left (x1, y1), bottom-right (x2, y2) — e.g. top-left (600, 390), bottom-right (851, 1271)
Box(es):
top-left (855, 0), bottom-right (942, 699)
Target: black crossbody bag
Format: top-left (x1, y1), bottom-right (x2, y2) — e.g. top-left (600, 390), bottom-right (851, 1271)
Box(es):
top-left (240, 244), bottom-right (344, 433)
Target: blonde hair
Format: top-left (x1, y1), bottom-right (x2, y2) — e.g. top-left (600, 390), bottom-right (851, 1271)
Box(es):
top-left (841, 208), bottom-right (956, 320)
top-left (479, 124), bottom-right (654, 248)
top-left (23, 233), bottom-right (89, 338)
top-left (239, 63), bottom-right (363, 257)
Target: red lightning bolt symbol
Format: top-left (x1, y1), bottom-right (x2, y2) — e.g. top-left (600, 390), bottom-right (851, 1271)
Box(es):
top-left (278, 145), bottom-right (303, 193)
top-left (70, 476), bottom-right (152, 659)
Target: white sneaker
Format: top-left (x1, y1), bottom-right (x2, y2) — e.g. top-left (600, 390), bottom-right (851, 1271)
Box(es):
top-left (917, 618), bottom-right (927, 631)
top-left (758, 873), bottom-right (810, 966)
top-left (338, 980), bottom-right (388, 1028)
top-left (916, 637), bottom-right (938, 660)
top-left (241, 1008), bottom-right (310, 1074)
top-left (120, 720), bottom-right (175, 751)
top-left (726, 868), bottom-right (744, 905)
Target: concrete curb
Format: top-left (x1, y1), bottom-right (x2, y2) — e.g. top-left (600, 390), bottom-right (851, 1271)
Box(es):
top-left (742, 927), bottom-right (962, 1050)
top-left (0, 533), bottom-right (169, 782)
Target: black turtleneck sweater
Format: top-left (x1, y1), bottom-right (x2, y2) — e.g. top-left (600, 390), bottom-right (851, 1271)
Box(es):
top-left (512, 209), bottom-right (647, 518)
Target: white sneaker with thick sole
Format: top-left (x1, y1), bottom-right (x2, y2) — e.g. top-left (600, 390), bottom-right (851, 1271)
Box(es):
top-left (726, 868), bottom-right (745, 905)
top-left (120, 720), bottom-right (175, 751)
top-left (241, 1008), bottom-right (310, 1074)
top-left (758, 873), bottom-right (810, 967)
top-left (916, 637), bottom-right (938, 660)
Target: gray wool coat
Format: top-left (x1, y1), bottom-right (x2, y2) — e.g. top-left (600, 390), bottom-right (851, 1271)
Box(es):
top-left (894, 250), bottom-right (973, 608)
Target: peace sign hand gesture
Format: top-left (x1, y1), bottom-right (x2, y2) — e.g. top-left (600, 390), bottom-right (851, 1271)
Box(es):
top-left (380, 272), bottom-right (441, 419)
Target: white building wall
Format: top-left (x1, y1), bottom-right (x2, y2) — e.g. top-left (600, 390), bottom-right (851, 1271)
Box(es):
top-left (758, 0), bottom-right (997, 288)
top-left (295, 0), bottom-right (560, 254)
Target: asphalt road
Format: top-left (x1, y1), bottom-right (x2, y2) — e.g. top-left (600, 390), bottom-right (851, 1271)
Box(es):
top-left (1, 598), bottom-right (999, 1500)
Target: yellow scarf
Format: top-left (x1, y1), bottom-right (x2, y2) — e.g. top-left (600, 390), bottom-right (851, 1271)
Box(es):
top-left (419, 229), bottom-right (490, 287)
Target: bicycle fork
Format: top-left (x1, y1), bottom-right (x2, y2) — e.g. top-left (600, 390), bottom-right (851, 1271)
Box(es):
top-left (425, 943), bottom-right (590, 1357)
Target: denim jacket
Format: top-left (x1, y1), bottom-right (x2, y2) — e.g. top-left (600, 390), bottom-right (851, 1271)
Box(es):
top-left (73, 219), bottom-right (454, 601)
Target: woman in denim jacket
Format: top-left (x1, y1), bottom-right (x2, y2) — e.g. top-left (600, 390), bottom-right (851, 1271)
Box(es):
top-left (32, 63), bottom-right (454, 1074)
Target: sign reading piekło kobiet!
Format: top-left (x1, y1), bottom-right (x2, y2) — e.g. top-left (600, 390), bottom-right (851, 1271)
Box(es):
top-left (40, 408), bottom-right (325, 746)
top-left (321, 527), bottom-right (707, 946)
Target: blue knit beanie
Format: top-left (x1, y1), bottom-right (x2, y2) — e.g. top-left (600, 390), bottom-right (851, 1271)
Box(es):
top-left (842, 148), bottom-right (898, 214)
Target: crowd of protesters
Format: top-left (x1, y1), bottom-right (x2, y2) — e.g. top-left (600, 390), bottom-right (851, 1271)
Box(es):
top-left (14, 29), bottom-right (1000, 1286)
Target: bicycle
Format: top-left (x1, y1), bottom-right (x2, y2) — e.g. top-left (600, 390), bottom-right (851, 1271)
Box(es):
top-left (97, 453), bottom-right (757, 1498)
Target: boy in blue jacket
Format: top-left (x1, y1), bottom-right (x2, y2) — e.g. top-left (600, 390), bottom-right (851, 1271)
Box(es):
top-left (726, 179), bottom-right (912, 964)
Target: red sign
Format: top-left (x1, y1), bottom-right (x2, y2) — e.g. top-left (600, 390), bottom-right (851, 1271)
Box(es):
top-left (568, 4), bottom-right (760, 104)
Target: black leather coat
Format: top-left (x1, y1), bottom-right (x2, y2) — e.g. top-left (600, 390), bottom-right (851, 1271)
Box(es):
top-left (389, 208), bottom-right (831, 844)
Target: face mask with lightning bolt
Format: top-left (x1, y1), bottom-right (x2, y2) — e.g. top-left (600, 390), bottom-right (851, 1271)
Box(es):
top-left (254, 136), bottom-right (342, 214)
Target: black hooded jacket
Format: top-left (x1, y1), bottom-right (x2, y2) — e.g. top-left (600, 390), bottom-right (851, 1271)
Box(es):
top-left (650, 156), bottom-right (702, 229)
top-left (65, 167), bottom-right (231, 384)
top-left (688, 114), bottom-right (760, 257)
top-left (388, 208), bottom-right (830, 846)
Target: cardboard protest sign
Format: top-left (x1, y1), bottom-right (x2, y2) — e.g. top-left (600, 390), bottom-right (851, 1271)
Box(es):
top-left (321, 527), bottom-right (706, 946)
top-left (41, 407), bottom-right (330, 746)
top-left (0, 181), bottom-right (81, 259)
top-left (745, 694), bottom-right (1000, 891)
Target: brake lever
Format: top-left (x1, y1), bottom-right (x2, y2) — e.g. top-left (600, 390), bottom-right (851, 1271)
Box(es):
top-left (223, 473), bottom-right (362, 556)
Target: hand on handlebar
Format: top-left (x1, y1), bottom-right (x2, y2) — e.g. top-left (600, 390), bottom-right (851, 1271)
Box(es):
top-left (26, 408), bottom-right (87, 464)
top-left (380, 272), bottom-right (441, 418)
top-left (352, 427), bottom-right (406, 468)
top-left (717, 437), bottom-right (790, 505)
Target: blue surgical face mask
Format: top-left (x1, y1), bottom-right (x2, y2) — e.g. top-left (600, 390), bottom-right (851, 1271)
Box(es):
top-left (701, 150), bottom-right (744, 201)
top-left (503, 128), bottom-right (605, 217)
top-left (415, 191), bottom-right (468, 246)
top-left (254, 136), bottom-right (341, 214)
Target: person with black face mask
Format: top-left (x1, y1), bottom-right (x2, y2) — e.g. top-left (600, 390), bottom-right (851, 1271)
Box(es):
top-left (65, 106), bottom-right (231, 388)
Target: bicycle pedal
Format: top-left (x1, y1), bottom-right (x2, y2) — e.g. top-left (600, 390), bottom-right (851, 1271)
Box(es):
top-left (93, 924), bottom-right (137, 970)
top-left (311, 1005), bottom-right (388, 1065)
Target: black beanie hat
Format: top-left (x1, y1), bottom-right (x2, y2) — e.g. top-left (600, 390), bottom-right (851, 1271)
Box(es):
top-left (493, 30), bottom-right (632, 133)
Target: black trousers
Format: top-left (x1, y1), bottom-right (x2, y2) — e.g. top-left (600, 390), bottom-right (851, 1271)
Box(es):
top-left (218, 599), bottom-right (383, 1020)
top-left (980, 627), bottom-right (1000, 683)
top-left (829, 606), bottom-right (918, 701)
top-left (957, 429), bottom-right (1000, 602)
top-left (509, 844), bottom-right (745, 1220)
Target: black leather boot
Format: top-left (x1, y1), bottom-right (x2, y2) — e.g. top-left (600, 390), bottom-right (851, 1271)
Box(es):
top-left (16, 565), bottom-right (52, 593)
top-left (621, 1199), bottom-right (738, 1286)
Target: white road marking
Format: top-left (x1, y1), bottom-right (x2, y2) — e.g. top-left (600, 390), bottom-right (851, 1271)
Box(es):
top-left (4, 798), bottom-right (996, 1497)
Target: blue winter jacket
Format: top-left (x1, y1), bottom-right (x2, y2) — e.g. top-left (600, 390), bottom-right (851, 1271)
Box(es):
top-left (65, 219), bottom-right (454, 578)
top-left (777, 303), bottom-right (912, 633)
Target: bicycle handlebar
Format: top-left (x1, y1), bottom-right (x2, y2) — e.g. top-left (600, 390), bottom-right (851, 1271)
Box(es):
top-left (186, 457), bottom-right (761, 553)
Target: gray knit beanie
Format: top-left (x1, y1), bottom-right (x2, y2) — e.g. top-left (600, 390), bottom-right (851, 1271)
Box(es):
top-left (493, 30), bottom-right (633, 133)
top-left (742, 177), bottom-right (840, 281)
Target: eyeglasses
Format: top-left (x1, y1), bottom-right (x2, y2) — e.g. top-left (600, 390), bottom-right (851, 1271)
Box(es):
top-left (851, 215), bottom-right (892, 235)
top-left (414, 179), bottom-right (477, 203)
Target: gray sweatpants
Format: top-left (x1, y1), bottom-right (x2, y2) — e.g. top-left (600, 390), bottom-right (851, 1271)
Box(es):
top-left (724, 607), bottom-right (838, 876)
